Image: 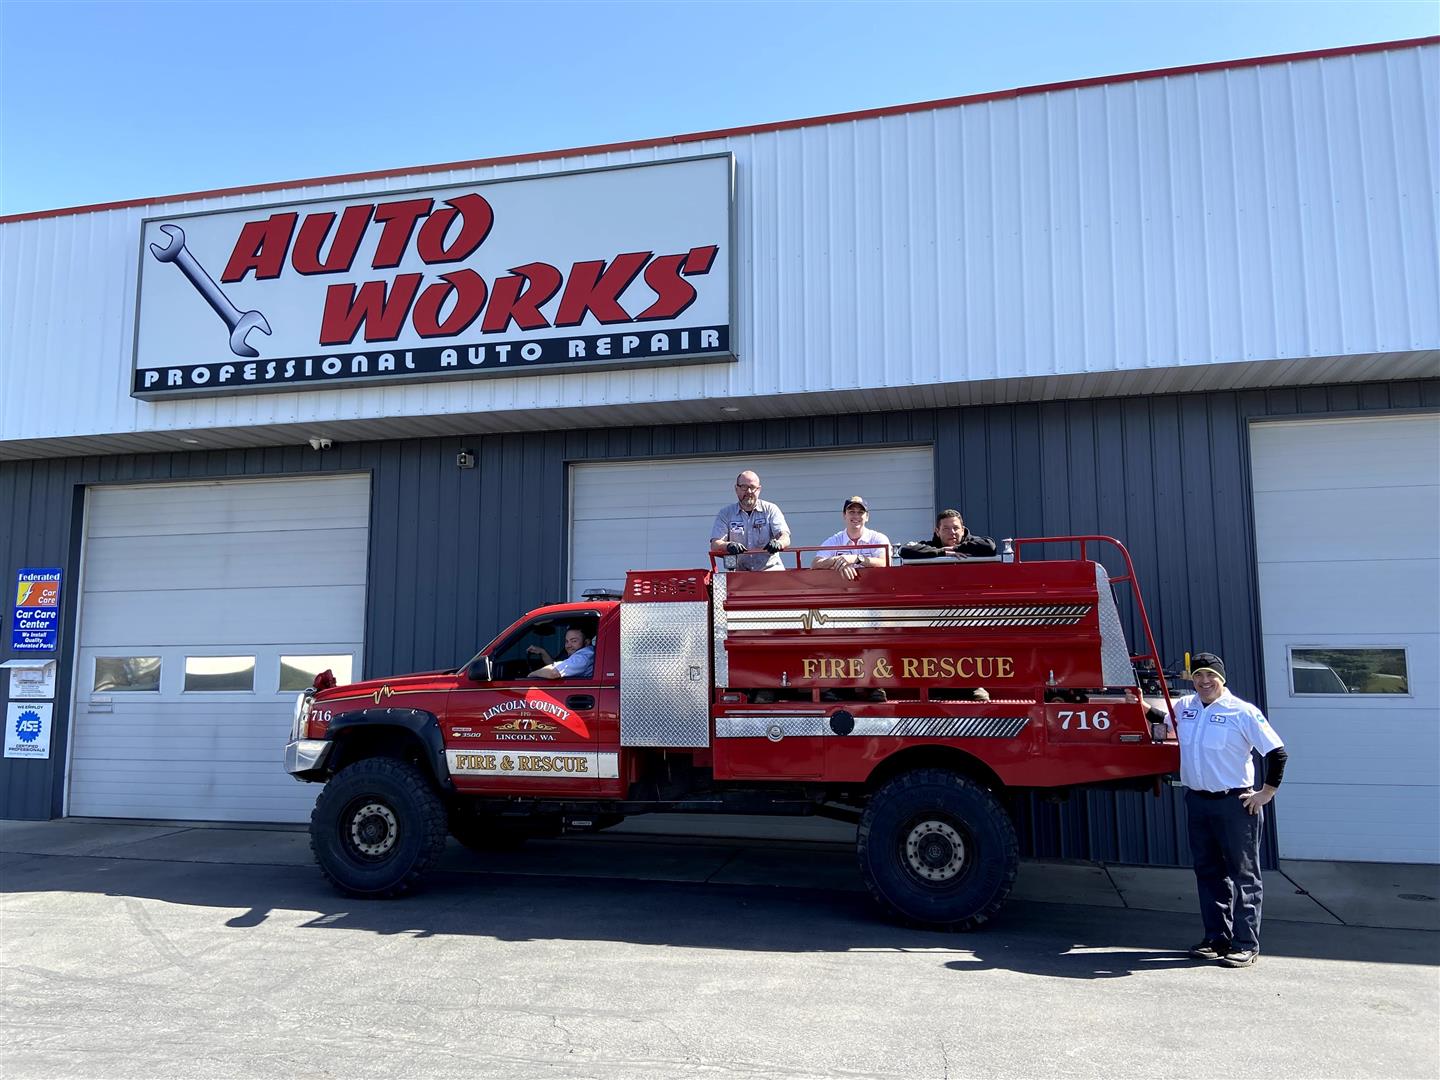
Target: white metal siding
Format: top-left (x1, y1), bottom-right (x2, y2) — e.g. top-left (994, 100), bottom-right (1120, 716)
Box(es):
top-left (569, 448), bottom-right (935, 599)
top-left (1251, 415), bottom-right (1440, 863)
top-left (67, 475), bottom-right (370, 822)
top-left (2, 43), bottom-right (1436, 450)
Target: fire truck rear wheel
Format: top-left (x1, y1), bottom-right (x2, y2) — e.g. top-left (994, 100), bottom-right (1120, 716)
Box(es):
top-left (310, 757), bottom-right (448, 898)
top-left (857, 769), bottom-right (1019, 931)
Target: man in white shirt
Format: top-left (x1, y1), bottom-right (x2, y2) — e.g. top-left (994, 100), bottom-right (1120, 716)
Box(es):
top-left (813, 496), bottom-right (891, 581)
top-left (1174, 651), bottom-right (1288, 968)
top-left (528, 628), bottom-right (595, 680)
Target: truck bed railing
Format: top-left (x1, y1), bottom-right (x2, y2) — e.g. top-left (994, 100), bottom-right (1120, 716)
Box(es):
top-left (1010, 535), bottom-right (1175, 723)
top-left (710, 544), bottom-right (895, 570)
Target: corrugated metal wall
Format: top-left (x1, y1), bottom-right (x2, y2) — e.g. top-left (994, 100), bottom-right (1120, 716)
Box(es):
top-left (3, 42), bottom-right (1436, 446)
top-left (3, 379), bottom-right (1436, 867)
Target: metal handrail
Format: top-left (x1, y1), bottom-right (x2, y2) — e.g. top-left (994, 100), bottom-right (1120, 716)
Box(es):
top-left (709, 543), bottom-right (894, 571)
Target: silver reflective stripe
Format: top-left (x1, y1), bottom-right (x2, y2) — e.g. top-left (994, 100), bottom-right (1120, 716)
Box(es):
top-left (711, 573), bottom-right (728, 687)
top-left (714, 714), bottom-right (1030, 739)
top-left (726, 605), bottom-right (1091, 631)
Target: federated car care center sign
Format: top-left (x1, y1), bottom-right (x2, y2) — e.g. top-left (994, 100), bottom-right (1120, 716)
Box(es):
top-left (131, 155), bottom-right (734, 398)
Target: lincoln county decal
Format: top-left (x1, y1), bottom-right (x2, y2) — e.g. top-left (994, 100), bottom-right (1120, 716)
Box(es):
top-left (480, 689), bottom-right (589, 739)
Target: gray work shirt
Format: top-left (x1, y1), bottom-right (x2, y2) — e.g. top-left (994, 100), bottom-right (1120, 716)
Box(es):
top-left (710, 499), bottom-right (790, 571)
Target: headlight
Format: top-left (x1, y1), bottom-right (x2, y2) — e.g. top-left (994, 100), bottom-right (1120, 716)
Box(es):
top-left (291, 689), bottom-right (315, 740)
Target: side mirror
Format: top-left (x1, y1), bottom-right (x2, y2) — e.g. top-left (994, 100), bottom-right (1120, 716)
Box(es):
top-left (466, 656), bottom-right (493, 683)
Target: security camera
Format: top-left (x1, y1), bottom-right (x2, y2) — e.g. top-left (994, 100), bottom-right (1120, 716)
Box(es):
top-left (308, 437), bottom-right (332, 451)
top-left (457, 450), bottom-right (476, 469)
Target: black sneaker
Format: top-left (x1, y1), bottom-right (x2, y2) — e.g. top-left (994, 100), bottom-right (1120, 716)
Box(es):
top-left (1188, 939), bottom-right (1231, 960)
top-left (1220, 948), bottom-right (1258, 968)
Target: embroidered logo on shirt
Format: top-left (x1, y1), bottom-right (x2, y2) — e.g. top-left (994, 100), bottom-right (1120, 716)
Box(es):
top-left (1209, 714), bottom-right (1230, 724)
top-left (1180, 709), bottom-right (1198, 720)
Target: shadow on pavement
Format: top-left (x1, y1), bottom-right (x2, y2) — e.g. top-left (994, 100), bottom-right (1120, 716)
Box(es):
top-left (4, 848), bottom-right (1437, 975)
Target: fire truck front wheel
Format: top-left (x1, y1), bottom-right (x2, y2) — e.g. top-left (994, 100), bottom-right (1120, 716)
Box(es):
top-left (310, 757), bottom-right (449, 898)
top-left (857, 769), bottom-right (1019, 931)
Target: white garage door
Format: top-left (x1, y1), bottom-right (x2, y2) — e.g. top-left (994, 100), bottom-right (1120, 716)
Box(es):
top-left (570, 447), bottom-right (936, 599)
top-left (1251, 415), bottom-right (1440, 863)
top-left (66, 476), bottom-right (370, 823)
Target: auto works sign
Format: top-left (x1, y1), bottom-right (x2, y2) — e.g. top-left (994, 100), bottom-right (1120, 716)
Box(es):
top-left (131, 155), bottom-right (734, 399)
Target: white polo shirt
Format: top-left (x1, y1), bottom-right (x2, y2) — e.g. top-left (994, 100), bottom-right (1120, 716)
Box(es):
top-left (817, 527), bottom-right (891, 564)
top-left (1174, 689), bottom-right (1284, 792)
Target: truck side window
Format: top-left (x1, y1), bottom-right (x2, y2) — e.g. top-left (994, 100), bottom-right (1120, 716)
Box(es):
top-left (487, 615), bottom-right (600, 681)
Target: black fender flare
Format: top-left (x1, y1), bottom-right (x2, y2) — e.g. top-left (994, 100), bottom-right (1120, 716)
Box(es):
top-left (327, 708), bottom-right (453, 790)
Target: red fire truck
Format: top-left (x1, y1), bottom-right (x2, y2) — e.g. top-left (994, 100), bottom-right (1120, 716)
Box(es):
top-left (284, 536), bottom-right (1178, 929)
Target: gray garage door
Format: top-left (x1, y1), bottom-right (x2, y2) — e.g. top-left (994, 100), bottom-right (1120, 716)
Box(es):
top-left (1251, 415), bottom-right (1439, 863)
top-left (569, 447), bottom-right (936, 599)
top-left (66, 476), bottom-right (370, 823)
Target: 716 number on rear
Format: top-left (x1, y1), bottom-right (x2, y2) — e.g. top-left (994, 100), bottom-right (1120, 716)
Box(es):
top-left (1045, 706), bottom-right (1112, 742)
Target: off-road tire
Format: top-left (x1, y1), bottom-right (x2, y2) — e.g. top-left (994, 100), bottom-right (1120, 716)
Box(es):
top-left (857, 768), bottom-right (1019, 931)
top-left (310, 757), bottom-right (448, 898)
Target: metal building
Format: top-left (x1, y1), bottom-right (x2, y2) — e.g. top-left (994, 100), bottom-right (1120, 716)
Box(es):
top-left (2, 38), bottom-right (1436, 866)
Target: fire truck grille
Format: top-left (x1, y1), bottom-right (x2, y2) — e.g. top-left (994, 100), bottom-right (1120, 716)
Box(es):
top-left (726, 604), bottom-right (1092, 630)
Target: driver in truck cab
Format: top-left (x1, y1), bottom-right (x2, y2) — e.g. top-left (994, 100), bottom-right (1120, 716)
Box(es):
top-left (527, 628), bottom-right (595, 679)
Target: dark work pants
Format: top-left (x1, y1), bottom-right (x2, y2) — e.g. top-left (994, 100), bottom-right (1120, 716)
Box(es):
top-left (1186, 789), bottom-right (1264, 951)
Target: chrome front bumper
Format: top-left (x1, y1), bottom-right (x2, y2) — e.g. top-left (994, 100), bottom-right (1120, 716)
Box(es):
top-left (284, 739), bottom-right (332, 776)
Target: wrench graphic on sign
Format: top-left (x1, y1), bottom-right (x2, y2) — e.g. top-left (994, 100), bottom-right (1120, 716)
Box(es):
top-left (149, 224), bottom-right (272, 358)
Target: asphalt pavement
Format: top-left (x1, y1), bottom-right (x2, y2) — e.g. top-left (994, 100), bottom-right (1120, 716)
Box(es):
top-left (2, 818), bottom-right (1438, 1079)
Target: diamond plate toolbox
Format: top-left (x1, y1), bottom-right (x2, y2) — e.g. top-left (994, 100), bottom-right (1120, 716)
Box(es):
top-left (619, 599), bottom-right (712, 747)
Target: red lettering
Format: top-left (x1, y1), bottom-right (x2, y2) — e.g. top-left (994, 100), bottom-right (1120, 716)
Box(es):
top-left (221, 213), bottom-right (297, 282)
top-left (412, 270), bottom-right (487, 338)
top-left (481, 261), bottom-right (562, 333)
top-left (683, 244), bottom-right (718, 275)
top-left (636, 253), bottom-right (697, 321)
top-left (415, 194), bottom-right (494, 264)
top-left (554, 252), bottom-right (651, 327)
top-left (291, 204), bottom-right (375, 275)
top-left (319, 274), bottom-right (422, 345)
top-left (370, 199), bottom-right (433, 269)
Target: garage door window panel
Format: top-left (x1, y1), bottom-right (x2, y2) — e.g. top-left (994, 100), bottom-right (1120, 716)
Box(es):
top-left (279, 654), bottom-right (355, 692)
top-left (184, 656), bottom-right (257, 693)
top-left (1288, 647), bottom-right (1410, 696)
top-left (93, 657), bottom-right (161, 693)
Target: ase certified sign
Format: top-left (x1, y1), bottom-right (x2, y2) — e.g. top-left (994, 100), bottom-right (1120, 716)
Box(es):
top-left (131, 155), bottom-right (734, 399)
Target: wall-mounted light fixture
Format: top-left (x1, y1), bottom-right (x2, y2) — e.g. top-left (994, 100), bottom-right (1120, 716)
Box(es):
top-left (457, 450), bottom-right (477, 469)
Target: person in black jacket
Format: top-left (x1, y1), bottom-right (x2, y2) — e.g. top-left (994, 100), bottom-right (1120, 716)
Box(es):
top-left (899, 509), bottom-right (997, 560)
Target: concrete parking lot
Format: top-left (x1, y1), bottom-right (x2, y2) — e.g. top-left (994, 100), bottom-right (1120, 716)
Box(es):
top-left (2, 819), bottom-right (1438, 1079)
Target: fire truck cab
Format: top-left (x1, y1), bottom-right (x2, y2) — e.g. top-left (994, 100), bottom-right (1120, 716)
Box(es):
top-left (286, 535), bottom-right (1178, 930)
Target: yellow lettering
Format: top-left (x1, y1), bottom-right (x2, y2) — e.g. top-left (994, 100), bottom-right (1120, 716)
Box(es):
top-left (802, 658), bottom-right (820, 679)
top-left (824, 659), bottom-right (844, 678)
top-left (998, 657), bottom-right (1014, 679)
top-left (920, 658), bottom-right (939, 679)
top-left (873, 658), bottom-right (894, 678)
top-left (937, 657), bottom-right (955, 678)
top-left (955, 657), bottom-right (975, 679)
top-left (902, 658), bottom-right (919, 678)
top-left (847, 658), bottom-right (865, 678)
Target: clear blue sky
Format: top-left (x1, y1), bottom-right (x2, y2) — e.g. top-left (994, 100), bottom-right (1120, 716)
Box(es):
top-left (2, 0), bottom-right (1435, 216)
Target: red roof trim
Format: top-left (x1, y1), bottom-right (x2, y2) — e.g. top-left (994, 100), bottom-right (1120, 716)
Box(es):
top-left (4, 35), bottom-right (1435, 225)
